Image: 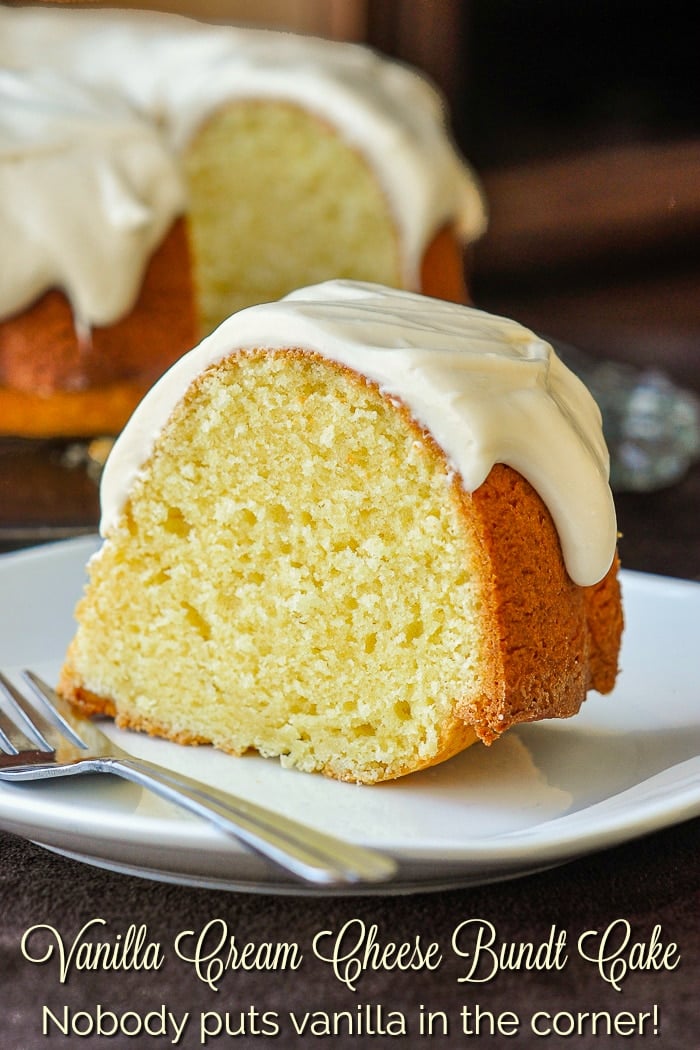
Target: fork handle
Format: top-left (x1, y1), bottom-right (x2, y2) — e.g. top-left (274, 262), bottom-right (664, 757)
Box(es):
top-left (95, 755), bottom-right (395, 886)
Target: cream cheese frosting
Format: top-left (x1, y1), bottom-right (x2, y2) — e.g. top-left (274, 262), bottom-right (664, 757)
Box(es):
top-left (99, 281), bottom-right (617, 587)
top-left (0, 6), bottom-right (486, 327)
top-left (0, 68), bottom-right (185, 328)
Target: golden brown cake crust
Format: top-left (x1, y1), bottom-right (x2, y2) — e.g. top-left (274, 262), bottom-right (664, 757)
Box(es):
top-left (0, 220), bottom-right (196, 438)
top-left (459, 463), bottom-right (622, 743)
top-left (419, 225), bottom-right (469, 305)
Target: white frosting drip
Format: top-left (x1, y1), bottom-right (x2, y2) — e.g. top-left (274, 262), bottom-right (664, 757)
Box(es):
top-left (99, 281), bottom-right (617, 587)
top-left (0, 68), bottom-right (185, 327)
top-left (0, 6), bottom-right (486, 326)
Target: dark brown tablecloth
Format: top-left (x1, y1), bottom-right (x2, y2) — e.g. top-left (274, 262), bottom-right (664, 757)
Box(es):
top-left (1, 816), bottom-right (698, 1049)
top-left (1, 463), bottom-right (698, 1050)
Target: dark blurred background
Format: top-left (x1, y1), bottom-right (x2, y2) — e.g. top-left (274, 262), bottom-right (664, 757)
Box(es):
top-left (458, 0), bottom-right (697, 166)
top-left (370, 0), bottom-right (700, 394)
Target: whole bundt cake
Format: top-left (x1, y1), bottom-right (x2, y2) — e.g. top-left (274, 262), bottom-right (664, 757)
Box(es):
top-left (0, 7), bottom-right (485, 438)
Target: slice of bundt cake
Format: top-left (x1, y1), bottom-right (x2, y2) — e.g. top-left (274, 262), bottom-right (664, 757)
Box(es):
top-left (58, 282), bottom-right (623, 784)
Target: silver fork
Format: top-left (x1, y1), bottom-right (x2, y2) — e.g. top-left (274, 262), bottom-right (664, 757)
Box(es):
top-left (0, 670), bottom-right (396, 887)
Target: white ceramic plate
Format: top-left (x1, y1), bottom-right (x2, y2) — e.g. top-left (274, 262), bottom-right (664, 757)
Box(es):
top-left (0, 536), bottom-right (698, 895)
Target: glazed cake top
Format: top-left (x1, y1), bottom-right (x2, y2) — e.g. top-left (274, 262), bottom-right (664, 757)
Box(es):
top-left (99, 281), bottom-right (617, 588)
top-left (0, 6), bottom-right (486, 328)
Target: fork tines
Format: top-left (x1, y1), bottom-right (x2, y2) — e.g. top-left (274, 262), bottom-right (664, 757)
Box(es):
top-left (0, 672), bottom-right (54, 754)
top-left (22, 671), bottom-right (86, 748)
